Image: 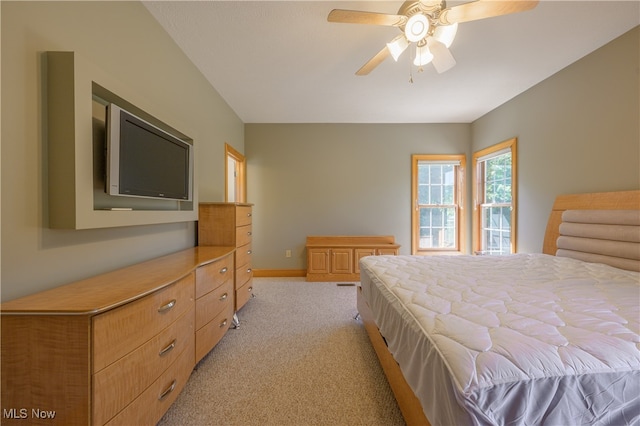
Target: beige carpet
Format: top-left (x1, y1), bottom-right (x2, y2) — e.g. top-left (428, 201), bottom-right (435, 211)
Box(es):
top-left (158, 278), bottom-right (405, 426)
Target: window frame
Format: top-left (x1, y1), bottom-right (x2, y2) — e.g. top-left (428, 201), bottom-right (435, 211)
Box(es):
top-left (411, 154), bottom-right (466, 255)
top-left (225, 143), bottom-right (246, 203)
top-left (472, 138), bottom-right (517, 255)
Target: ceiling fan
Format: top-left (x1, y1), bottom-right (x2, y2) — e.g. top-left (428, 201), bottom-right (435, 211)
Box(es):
top-left (328, 0), bottom-right (539, 76)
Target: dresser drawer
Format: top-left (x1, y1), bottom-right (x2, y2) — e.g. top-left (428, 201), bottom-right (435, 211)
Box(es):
top-left (195, 279), bottom-right (233, 330)
top-left (236, 205), bottom-right (252, 227)
top-left (236, 279), bottom-right (254, 311)
top-left (195, 254), bottom-right (234, 299)
top-left (235, 242), bottom-right (252, 268)
top-left (195, 302), bottom-right (234, 363)
top-left (92, 307), bottom-right (194, 425)
top-left (236, 224), bottom-right (252, 248)
top-left (92, 274), bottom-right (195, 373)
top-left (104, 342), bottom-right (195, 426)
top-left (236, 263), bottom-right (252, 288)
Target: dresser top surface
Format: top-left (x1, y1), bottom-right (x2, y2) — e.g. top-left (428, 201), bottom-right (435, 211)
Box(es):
top-left (199, 202), bottom-right (253, 207)
top-left (305, 235), bottom-right (399, 247)
top-left (1, 246), bottom-right (235, 315)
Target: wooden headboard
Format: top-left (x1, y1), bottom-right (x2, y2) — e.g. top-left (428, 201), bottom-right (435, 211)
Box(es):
top-left (542, 190), bottom-right (640, 270)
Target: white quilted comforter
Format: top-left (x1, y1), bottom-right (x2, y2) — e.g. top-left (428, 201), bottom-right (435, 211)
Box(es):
top-left (359, 254), bottom-right (640, 426)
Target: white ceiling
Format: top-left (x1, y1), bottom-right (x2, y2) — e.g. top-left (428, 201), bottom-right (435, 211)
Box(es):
top-left (143, 1), bottom-right (639, 123)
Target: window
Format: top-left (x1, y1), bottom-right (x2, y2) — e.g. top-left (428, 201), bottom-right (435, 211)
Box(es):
top-left (411, 154), bottom-right (466, 255)
top-left (225, 143), bottom-right (246, 203)
top-left (472, 138), bottom-right (517, 255)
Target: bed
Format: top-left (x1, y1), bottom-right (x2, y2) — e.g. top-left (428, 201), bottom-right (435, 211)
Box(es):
top-left (357, 190), bottom-right (640, 426)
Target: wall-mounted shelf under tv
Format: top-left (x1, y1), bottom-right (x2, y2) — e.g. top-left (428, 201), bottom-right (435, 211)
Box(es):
top-left (46, 51), bottom-right (198, 229)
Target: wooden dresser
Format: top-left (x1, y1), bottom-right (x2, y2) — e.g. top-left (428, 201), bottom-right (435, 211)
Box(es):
top-left (1, 246), bottom-right (234, 425)
top-left (194, 253), bottom-right (235, 363)
top-left (306, 236), bottom-right (400, 281)
top-left (198, 203), bottom-right (255, 319)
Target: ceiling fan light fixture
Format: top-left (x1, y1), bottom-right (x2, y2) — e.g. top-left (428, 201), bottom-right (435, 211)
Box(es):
top-left (413, 43), bottom-right (434, 66)
top-left (432, 22), bottom-right (458, 48)
top-left (405, 14), bottom-right (430, 42)
top-left (327, 0), bottom-right (539, 77)
top-left (387, 34), bottom-right (409, 61)
top-left (428, 38), bottom-right (456, 73)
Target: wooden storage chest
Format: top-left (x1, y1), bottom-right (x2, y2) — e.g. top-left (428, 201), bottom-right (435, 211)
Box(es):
top-left (306, 236), bottom-right (400, 281)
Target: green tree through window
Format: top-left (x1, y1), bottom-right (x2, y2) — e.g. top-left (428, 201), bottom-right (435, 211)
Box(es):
top-left (473, 139), bottom-right (517, 255)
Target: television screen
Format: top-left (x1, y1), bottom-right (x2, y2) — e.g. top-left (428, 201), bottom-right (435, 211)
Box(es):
top-left (106, 104), bottom-right (192, 202)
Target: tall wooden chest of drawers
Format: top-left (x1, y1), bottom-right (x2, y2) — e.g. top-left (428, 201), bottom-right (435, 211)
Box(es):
top-left (0, 246), bottom-right (234, 425)
top-left (198, 203), bottom-right (255, 315)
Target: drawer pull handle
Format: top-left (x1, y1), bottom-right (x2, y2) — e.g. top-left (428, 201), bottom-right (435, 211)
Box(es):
top-left (220, 319), bottom-right (228, 328)
top-left (159, 340), bottom-right (176, 357)
top-left (248, 286), bottom-right (253, 292)
top-left (219, 293), bottom-right (228, 301)
top-left (158, 299), bottom-right (176, 313)
top-left (247, 268), bottom-right (252, 273)
top-left (220, 267), bottom-right (228, 274)
top-left (247, 213), bottom-right (252, 217)
top-left (158, 380), bottom-right (177, 401)
top-left (247, 231), bottom-right (252, 236)
top-left (247, 250), bottom-right (252, 255)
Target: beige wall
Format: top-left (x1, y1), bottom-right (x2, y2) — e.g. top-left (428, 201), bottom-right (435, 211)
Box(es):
top-left (1, 1), bottom-right (243, 301)
top-left (2, 2), bottom-right (637, 299)
top-left (245, 124), bottom-right (471, 269)
top-left (472, 26), bottom-right (639, 253)
top-left (245, 26), bottom-right (639, 271)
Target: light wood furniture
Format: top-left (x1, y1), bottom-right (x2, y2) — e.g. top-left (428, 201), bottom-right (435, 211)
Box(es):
top-left (198, 203), bottom-right (255, 316)
top-left (1, 246), bottom-right (234, 425)
top-left (359, 190), bottom-right (639, 426)
top-left (306, 236), bottom-right (400, 281)
top-left (195, 253), bottom-right (235, 363)
top-left (542, 190), bottom-right (640, 255)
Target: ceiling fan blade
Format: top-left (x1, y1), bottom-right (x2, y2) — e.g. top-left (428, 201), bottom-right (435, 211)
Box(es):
top-left (356, 46), bottom-right (391, 76)
top-left (439, 1), bottom-right (538, 25)
top-left (428, 39), bottom-right (456, 73)
top-left (328, 9), bottom-right (407, 27)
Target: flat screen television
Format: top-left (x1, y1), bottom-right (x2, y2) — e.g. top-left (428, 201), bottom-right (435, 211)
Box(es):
top-left (106, 104), bottom-right (193, 202)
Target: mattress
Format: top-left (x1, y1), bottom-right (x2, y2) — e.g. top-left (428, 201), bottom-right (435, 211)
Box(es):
top-left (359, 254), bottom-right (640, 426)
